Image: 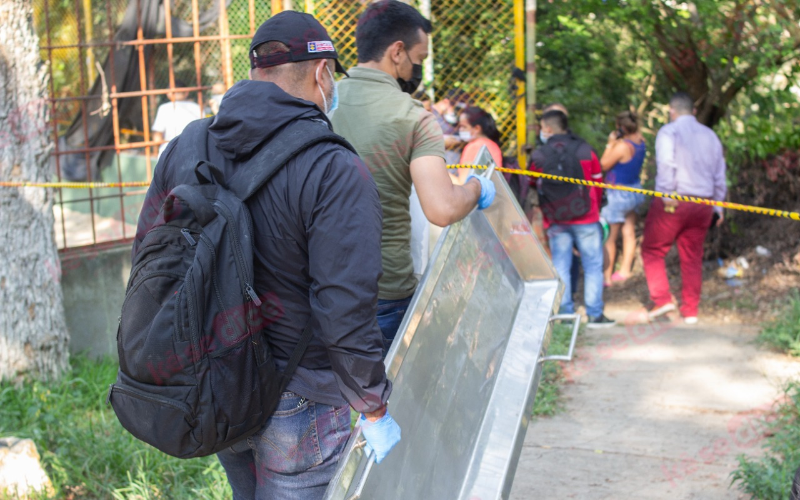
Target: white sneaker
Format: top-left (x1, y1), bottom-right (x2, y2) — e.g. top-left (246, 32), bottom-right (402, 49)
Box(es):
top-left (648, 303), bottom-right (676, 320)
top-left (684, 316), bottom-right (698, 325)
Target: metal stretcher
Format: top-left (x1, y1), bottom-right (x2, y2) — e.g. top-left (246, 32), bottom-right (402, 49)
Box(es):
top-left (324, 150), bottom-right (579, 500)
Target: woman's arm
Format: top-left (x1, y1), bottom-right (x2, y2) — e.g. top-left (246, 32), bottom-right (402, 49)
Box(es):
top-left (600, 139), bottom-right (635, 172)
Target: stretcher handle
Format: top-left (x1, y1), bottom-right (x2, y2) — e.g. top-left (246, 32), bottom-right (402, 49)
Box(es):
top-left (539, 313), bottom-right (581, 363)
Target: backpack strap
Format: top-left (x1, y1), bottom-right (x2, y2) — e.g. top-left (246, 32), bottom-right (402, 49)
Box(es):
top-left (172, 117), bottom-right (215, 185)
top-left (227, 118), bottom-right (357, 202)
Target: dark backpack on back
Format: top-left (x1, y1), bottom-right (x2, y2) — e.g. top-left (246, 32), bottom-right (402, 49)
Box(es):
top-left (536, 136), bottom-right (592, 222)
top-left (108, 118), bottom-right (356, 458)
top-left (502, 155), bottom-right (529, 208)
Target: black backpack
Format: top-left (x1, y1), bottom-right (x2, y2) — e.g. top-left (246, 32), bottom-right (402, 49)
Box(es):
top-left (502, 155), bottom-right (529, 208)
top-left (108, 117), bottom-right (355, 458)
top-left (536, 135), bottom-right (592, 222)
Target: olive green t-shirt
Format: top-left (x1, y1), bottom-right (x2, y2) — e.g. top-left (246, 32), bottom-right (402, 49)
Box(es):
top-left (331, 67), bottom-right (446, 300)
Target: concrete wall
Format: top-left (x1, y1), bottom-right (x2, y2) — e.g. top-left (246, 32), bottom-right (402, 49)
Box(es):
top-left (60, 242), bottom-right (132, 359)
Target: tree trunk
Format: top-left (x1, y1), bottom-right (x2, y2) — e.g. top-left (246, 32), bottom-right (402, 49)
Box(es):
top-left (0, 0), bottom-right (69, 381)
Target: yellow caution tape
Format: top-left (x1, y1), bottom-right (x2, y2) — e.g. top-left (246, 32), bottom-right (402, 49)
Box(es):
top-left (2, 165), bottom-right (798, 221)
top-left (449, 164), bottom-right (800, 222)
top-left (0, 181), bottom-right (150, 189)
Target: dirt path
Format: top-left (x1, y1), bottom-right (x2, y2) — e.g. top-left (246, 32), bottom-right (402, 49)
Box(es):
top-left (510, 304), bottom-right (800, 499)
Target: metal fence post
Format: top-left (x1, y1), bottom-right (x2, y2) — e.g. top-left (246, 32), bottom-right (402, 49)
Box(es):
top-left (514, 0), bottom-right (527, 168)
top-left (525, 0), bottom-right (537, 146)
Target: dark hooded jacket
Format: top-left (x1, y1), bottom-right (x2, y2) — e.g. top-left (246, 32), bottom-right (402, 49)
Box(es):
top-left (133, 79), bottom-right (391, 413)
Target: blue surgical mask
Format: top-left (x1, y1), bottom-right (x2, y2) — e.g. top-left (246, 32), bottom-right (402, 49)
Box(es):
top-left (317, 66), bottom-right (339, 115)
top-left (327, 68), bottom-right (339, 115)
top-left (540, 131), bottom-right (550, 144)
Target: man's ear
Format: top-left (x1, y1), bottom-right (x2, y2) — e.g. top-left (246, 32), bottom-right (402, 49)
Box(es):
top-left (388, 40), bottom-right (405, 64)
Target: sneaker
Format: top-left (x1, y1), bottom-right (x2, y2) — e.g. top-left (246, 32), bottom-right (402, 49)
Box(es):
top-left (684, 316), bottom-right (698, 325)
top-left (586, 314), bottom-right (616, 329)
top-left (648, 303), bottom-right (676, 320)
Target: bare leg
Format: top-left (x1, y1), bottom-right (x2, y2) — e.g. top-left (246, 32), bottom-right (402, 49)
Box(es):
top-left (604, 223), bottom-right (621, 285)
top-left (619, 212), bottom-right (638, 277)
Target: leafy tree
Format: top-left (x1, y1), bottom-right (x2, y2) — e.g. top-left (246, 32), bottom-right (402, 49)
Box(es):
top-left (583, 0), bottom-right (800, 128)
top-left (0, 0), bottom-right (70, 380)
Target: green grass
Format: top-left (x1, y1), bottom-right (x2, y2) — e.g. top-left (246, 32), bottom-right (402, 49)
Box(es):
top-left (532, 322), bottom-right (575, 417)
top-left (758, 291), bottom-right (800, 356)
top-left (731, 381), bottom-right (800, 499)
top-left (0, 356), bottom-right (230, 500)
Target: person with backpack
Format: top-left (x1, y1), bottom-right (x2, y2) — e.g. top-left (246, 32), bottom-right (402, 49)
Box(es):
top-left (529, 110), bottom-right (616, 328)
top-left (115, 12), bottom-right (399, 499)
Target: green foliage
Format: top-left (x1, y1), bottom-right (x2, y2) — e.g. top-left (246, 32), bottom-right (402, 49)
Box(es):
top-left (758, 292), bottom-right (800, 357)
top-left (576, 0), bottom-right (800, 127)
top-left (536, 4), bottom-right (645, 150)
top-left (532, 322), bottom-right (576, 417)
top-left (0, 356), bottom-right (230, 500)
top-left (731, 381), bottom-right (800, 499)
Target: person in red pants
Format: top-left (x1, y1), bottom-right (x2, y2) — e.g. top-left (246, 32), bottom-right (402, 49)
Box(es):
top-left (642, 92), bottom-right (727, 324)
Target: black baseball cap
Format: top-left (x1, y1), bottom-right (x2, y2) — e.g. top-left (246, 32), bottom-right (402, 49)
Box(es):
top-left (249, 11), bottom-right (348, 76)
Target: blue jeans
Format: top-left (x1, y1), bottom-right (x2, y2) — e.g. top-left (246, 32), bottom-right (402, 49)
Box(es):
top-left (217, 391), bottom-right (351, 500)
top-left (376, 296), bottom-right (413, 358)
top-left (547, 223), bottom-right (605, 318)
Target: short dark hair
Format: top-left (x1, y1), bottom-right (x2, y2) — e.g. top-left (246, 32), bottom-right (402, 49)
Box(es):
top-left (541, 110), bottom-right (568, 133)
top-left (462, 106), bottom-right (501, 147)
top-left (670, 92), bottom-right (694, 114)
top-left (356, 0), bottom-right (432, 63)
top-left (173, 78), bottom-right (189, 89)
top-left (543, 102), bottom-right (568, 116)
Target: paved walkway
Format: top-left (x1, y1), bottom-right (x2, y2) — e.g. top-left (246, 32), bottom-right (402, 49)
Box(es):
top-left (510, 306), bottom-right (800, 499)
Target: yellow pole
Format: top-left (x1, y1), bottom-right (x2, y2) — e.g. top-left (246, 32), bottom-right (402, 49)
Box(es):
top-left (83, 0), bottom-right (95, 82)
top-left (513, 0), bottom-right (526, 168)
top-left (305, 0), bottom-right (316, 15)
top-left (271, 0), bottom-right (283, 15)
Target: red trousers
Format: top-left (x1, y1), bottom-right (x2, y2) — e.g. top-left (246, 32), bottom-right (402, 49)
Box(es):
top-left (642, 198), bottom-right (714, 317)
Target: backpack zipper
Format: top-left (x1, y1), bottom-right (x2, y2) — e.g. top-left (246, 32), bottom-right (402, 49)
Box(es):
top-left (106, 383), bottom-right (193, 416)
top-left (180, 228), bottom-right (197, 246)
top-left (127, 227), bottom-right (198, 292)
top-left (214, 203), bottom-right (261, 307)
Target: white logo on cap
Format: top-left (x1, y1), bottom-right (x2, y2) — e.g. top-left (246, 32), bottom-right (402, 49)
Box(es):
top-left (308, 41), bottom-right (334, 53)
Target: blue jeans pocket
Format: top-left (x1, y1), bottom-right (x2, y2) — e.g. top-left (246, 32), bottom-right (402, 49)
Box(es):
top-left (256, 392), bottom-right (321, 474)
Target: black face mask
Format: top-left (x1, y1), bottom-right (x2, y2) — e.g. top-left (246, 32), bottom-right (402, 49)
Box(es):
top-left (397, 53), bottom-right (423, 94)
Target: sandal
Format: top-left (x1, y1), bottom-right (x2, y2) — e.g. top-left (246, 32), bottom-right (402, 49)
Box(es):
top-left (611, 272), bottom-right (629, 283)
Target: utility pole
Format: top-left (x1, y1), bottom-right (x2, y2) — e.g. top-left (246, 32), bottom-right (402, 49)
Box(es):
top-left (525, 0), bottom-right (537, 145)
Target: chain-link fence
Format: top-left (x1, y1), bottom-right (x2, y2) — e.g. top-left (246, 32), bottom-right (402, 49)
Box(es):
top-left (34, 0), bottom-right (524, 250)
top-left (227, 0), bottom-right (524, 155)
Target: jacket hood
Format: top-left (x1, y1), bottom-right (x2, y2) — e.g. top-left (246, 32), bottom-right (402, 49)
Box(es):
top-left (209, 79), bottom-right (330, 160)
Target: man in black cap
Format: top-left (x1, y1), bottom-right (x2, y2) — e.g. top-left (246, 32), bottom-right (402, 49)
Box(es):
top-left (134, 11), bottom-right (399, 499)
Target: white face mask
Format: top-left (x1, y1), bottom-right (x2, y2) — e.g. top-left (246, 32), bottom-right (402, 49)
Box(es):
top-left (444, 112), bottom-right (458, 125)
top-left (316, 65), bottom-right (337, 114)
top-left (458, 130), bottom-right (472, 142)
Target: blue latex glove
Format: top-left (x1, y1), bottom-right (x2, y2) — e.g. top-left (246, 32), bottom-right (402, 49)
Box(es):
top-left (466, 174), bottom-right (496, 210)
top-left (360, 412), bottom-right (401, 464)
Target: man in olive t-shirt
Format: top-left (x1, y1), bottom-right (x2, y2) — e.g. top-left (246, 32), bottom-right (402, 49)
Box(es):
top-left (331, 0), bottom-right (495, 356)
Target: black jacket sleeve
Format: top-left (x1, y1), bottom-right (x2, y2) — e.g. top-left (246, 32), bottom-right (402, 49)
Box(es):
top-left (301, 148), bottom-right (392, 413)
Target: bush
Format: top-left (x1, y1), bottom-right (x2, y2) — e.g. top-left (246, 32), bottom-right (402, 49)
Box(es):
top-left (731, 382), bottom-right (800, 499)
top-left (0, 356), bottom-right (230, 500)
top-left (758, 292), bottom-right (800, 356)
